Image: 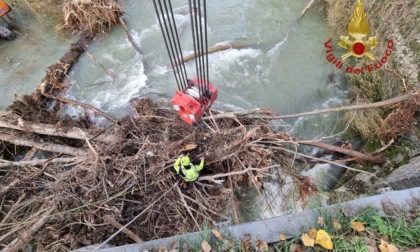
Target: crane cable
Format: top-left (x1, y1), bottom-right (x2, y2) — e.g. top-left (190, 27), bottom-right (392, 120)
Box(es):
top-left (189, 0), bottom-right (209, 104)
top-left (153, 0), bottom-right (189, 91)
top-left (153, 0), bottom-right (210, 107)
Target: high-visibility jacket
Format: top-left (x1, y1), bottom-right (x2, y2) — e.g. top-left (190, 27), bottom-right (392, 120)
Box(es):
top-left (174, 157), bottom-right (204, 182)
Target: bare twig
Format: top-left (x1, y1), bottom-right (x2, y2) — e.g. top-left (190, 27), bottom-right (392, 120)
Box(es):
top-left (86, 52), bottom-right (114, 79)
top-left (199, 165), bottom-right (280, 182)
top-left (0, 178), bottom-right (20, 197)
top-left (0, 194), bottom-right (26, 225)
top-left (102, 215), bottom-right (143, 243)
top-left (92, 182), bottom-right (178, 252)
top-left (176, 186), bottom-right (200, 230)
top-left (2, 206), bottom-right (56, 252)
top-left (41, 92), bottom-right (119, 124)
top-left (78, 128), bottom-right (98, 163)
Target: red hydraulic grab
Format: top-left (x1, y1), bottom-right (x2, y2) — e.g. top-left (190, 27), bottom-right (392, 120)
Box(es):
top-left (172, 78), bottom-right (217, 125)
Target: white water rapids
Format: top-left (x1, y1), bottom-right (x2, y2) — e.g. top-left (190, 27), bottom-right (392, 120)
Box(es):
top-left (0, 0), bottom-right (348, 221)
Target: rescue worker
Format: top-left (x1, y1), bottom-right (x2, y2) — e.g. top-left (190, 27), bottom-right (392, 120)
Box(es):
top-left (173, 154), bottom-right (204, 184)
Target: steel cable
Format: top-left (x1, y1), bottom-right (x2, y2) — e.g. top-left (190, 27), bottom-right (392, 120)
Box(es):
top-left (166, 0), bottom-right (189, 90)
top-left (153, 0), bottom-right (189, 91)
top-left (189, 0), bottom-right (203, 103)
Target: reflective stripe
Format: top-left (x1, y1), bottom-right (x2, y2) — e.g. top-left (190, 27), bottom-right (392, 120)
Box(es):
top-left (180, 163), bottom-right (198, 182)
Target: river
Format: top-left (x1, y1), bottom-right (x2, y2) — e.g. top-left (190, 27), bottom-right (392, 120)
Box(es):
top-left (0, 0), bottom-right (346, 221)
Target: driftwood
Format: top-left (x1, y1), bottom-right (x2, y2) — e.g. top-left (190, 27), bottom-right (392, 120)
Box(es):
top-left (0, 133), bottom-right (91, 158)
top-left (119, 17), bottom-right (143, 56)
top-left (102, 215), bottom-right (144, 243)
top-left (0, 157), bottom-right (84, 169)
top-left (171, 0), bottom-right (317, 68)
top-left (33, 31), bottom-right (93, 102)
top-left (86, 52), bottom-right (114, 79)
top-left (41, 92), bottom-right (119, 124)
top-left (0, 97), bottom-right (409, 251)
top-left (119, 17), bottom-right (149, 72)
top-left (0, 116), bottom-right (114, 142)
top-left (169, 40), bottom-right (257, 68)
top-left (1, 206), bottom-right (56, 252)
top-left (297, 140), bottom-right (385, 164)
top-left (268, 0), bottom-right (316, 53)
top-left (203, 92), bottom-right (418, 121)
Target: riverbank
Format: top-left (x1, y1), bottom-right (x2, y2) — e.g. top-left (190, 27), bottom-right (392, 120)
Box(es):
top-left (318, 0), bottom-right (419, 201)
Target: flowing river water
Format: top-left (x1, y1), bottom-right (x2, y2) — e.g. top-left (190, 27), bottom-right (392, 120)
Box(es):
top-left (0, 0), bottom-right (347, 222)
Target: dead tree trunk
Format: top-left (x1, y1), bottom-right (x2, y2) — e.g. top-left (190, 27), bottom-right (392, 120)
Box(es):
top-left (0, 133), bottom-right (91, 158)
top-left (0, 116), bottom-right (115, 142)
top-left (32, 31), bottom-right (93, 108)
top-left (296, 140), bottom-right (386, 164)
top-left (169, 40), bottom-right (257, 68)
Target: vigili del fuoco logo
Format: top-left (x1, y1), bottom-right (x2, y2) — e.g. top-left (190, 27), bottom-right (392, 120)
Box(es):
top-left (324, 0), bottom-right (394, 75)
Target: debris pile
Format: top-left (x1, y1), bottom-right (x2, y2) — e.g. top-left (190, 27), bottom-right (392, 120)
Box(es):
top-left (0, 98), bottom-right (304, 251)
top-left (63, 0), bottom-right (124, 32)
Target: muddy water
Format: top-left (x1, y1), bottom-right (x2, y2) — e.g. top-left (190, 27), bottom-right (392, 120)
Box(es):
top-left (0, 1), bottom-right (346, 221)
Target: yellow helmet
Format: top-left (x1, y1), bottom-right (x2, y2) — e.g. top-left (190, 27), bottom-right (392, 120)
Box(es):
top-left (181, 156), bottom-right (190, 166)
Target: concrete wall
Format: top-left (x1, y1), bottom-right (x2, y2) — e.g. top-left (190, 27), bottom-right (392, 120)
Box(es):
top-left (73, 187), bottom-right (420, 252)
top-left (375, 155), bottom-right (420, 190)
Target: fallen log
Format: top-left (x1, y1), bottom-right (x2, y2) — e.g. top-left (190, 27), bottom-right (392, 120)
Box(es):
top-left (119, 17), bottom-right (149, 72)
top-left (0, 157), bottom-right (84, 169)
top-left (33, 31), bottom-right (93, 102)
top-left (0, 116), bottom-right (115, 142)
top-left (171, 0), bottom-right (317, 67)
top-left (119, 17), bottom-right (143, 56)
top-left (0, 133), bottom-right (91, 158)
top-left (296, 140), bottom-right (386, 164)
top-left (169, 40), bottom-right (257, 68)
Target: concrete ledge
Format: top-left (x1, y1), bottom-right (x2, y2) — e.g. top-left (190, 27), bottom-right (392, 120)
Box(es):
top-left (74, 187), bottom-right (420, 252)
